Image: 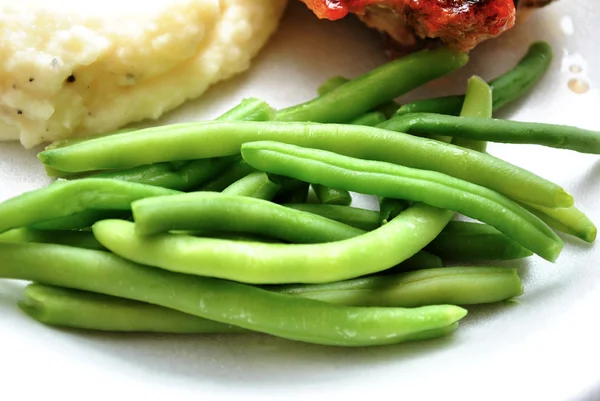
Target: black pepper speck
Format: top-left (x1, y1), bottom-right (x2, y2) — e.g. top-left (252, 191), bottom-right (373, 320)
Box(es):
top-left (29, 78), bottom-right (34, 82)
top-left (66, 74), bottom-right (76, 83)
top-left (17, 110), bottom-right (22, 115)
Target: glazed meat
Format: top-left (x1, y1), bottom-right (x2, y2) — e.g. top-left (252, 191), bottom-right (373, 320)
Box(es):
top-left (300, 0), bottom-right (557, 52)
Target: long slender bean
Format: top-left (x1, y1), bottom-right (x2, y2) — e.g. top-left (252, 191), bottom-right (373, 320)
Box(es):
top-left (0, 228), bottom-right (105, 251)
top-left (452, 76), bottom-right (493, 151)
top-left (424, 221), bottom-right (534, 261)
top-left (31, 210), bottom-right (129, 231)
top-left (349, 112), bottom-right (388, 127)
top-left (312, 184), bottom-right (352, 206)
top-left (221, 172), bottom-right (281, 200)
top-left (20, 266), bottom-right (519, 333)
top-left (38, 121), bottom-right (572, 208)
top-left (132, 192), bottom-right (364, 242)
top-left (283, 204), bottom-right (381, 231)
top-left (273, 267), bottom-right (523, 307)
top-left (275, 47), bottom-right (468, 123)
top-left (241, 141), bottom-right (563, 261)
top-left (385, 113), bottom-right (600, 154)
top-left (519, 202), bottom-right (597, 243)
top-left (196, 158), bottom-right (255, 192)
top-left (0, 242), bottom-right (466, 346)
top-left (395, 41), bottom-right (554, 116)
top-left (93, 201), bottom-right (455, 284)
top-left (0, 179), bottom-right (179, 235)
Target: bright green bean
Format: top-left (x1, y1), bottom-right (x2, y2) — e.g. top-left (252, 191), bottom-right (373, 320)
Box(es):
top-left (94, 200), bottom-right (455, 284)
top-left (221, 172), bottom-right (281, 200)
top-left (216, 97), bottom-right (277, 122)
top-left (424, 221), bottom-right (534, 261)
top-left (20, 284), bottom-right (247, 334)
top-left (38, 121), bottom-right (572, 208)
top-left (312, 184), bottom-right (352, 206)
top-left (0, 242), bottom-right (466, 346)
top-left (452, 76), bottom-right (493, 152)
top-left (275, 47), bottom-right (468, 123)
top-left (382, 250), bottom-right (444, 272)
top-left (132, 192), bottom-right (364, 242)
top-left (395, 41), bottom-right (554, 116)
top-left (386, 113), bottom-right (600, 154)
top-left (196, 158), bottom-right (255, 192)
top-left (519, 202), bottom-right (597, 243)
top-left (349, 112), bottom-right (388, 127)
top-left (0, 179), bottom-right (179, 235)
top-left (379, 197), bottom-right (410, 225)
top-left (274, 267), bottom-right (523, 307)
top-left (0, 227), bottom-right (105, 251)
top-left (31, 210), bottom-right (129, 231)
top-left (284, 204), bottom-right (381, 231)
top-left (317, 76), bottom-right (350, 96)
top-left (241, 141), bottom-right (563, 262)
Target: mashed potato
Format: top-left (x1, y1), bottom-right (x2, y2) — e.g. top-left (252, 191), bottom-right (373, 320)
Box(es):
top-left (0, 0), bottom-right (287, 148)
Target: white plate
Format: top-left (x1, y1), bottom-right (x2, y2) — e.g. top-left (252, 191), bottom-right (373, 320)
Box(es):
top-left (1, 2), bottom-right (599, 400)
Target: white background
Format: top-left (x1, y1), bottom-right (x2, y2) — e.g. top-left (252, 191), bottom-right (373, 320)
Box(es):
top-left (1, 1), bottom-right (599, 400)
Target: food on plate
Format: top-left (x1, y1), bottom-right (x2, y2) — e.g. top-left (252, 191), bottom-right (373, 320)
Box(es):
top-left (0, 40), bottom-right (598, 347)
top-left (0, 0), bottom-right (287, 148)
top-left (299, 0), bottom-right (558, 52)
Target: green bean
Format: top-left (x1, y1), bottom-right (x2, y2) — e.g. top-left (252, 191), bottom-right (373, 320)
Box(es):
top-left (31, 210), bottom-right (130, 231)
top-left (424, 221), bottom-right (534, 261)
top-left (0, 179), bottom-right (179, 235)
top-left (317, 76), bottom-right (350, 96)
top-left (38, 121), bottom-right (572, 208)
top-left (275, 47), bottom-right (468, 123)
top-left (312, 184), bottom-right (352, 206)
top-left (132, 192), bottom-right (364, 242)
top-left (216, 97), bottom-right (277, 122)
top-left (19, 284), bottom-right (247, 334)
top-left (518, 202), bottom-right (597, 243)
top-left (21, 265), bottom-right (518, 334)
top-left (382, 250), bottom-right (444, 272)
top-left (94, 199), bottom-right (455, 284)
top-left (0, 228), bottom-right (106, 251)
top-left (452, 76), bottom-right (493, 152)
top-left (379, 198), bottom-right (410, 225)
top-left (221, 172), bottom-right (281, 200)
top-left (241, 141), bottom-right (562, 262)
top-left (349, 112), bottom-right (388, 127)
top-left (386, 113), bottom-right (600, 154)
top-left (0, 242), bottom-right (466, 346)
top-left (196, 158), bottom-right (255, 192)
top-left (284, 204), bottom-right (381, 231)
top-left (274, 267), bottom-right (523, 307)
top-left (395, 41), bottom-right (554, 116)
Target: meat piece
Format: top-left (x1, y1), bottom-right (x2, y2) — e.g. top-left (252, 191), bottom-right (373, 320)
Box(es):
top-left (300, 0), bottom-right (556, 52)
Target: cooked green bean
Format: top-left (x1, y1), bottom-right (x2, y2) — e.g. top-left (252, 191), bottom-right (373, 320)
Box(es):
top-left (395, 41), bottom-right (554, 116)
top-left (452, 76), bottom-right (493, 152)
top-left (216, 97), bottom-right (277, 122)
top-left (382, 250), bottom-right (443, 272)
top-left (0, 228), bottom-right (105, 251)
top-left (284, 204), bottom-right (381, 231)
top-left (274, 267), bottom-right (523, 307)
top-left (94, 201), bottom-right (455, 284)
top-left (349, 112), bottom-right (388, 127)
top-left (0, 179), bottom-right (179, 235)
top-left (275, 47), bottom-right (468, 123)
top-left (241, 141), bottom-right (563, 262)
top-left (518, 202), bottom-right (597, 243)
top-left (0, 242), bottom-right (466, 346)
top-left (317, 76), bottom-right (350, 96)
top-left (38, 121), bottom-right (572, 208)
top-left (21, 266), bottom-right (518, 333)
top-left (196, 158), bottom-right (255, 192)
top-left (424, 221), bottom-right (534, 261)
top-left (221, 172), bottom-right (281, 200)
top-left (31, 210), bottom-right (129, 231)
top-left (20, 284), bottom-right (247, 334)
top-left (312, 184), bottom-right (352, 206)
top-left (379, 197), bottom-right (410, 225)
top-left (132, 192), bottom-right (364, 241)
top-left (386, 113), bottom-right (600, 154)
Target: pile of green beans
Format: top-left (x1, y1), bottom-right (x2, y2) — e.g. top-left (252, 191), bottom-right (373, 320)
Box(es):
top-left (0, 41), bottom-right (597, 349)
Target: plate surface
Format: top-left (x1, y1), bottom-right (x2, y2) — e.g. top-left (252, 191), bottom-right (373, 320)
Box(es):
top-left (1, 2), bottom-right (599, 400)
